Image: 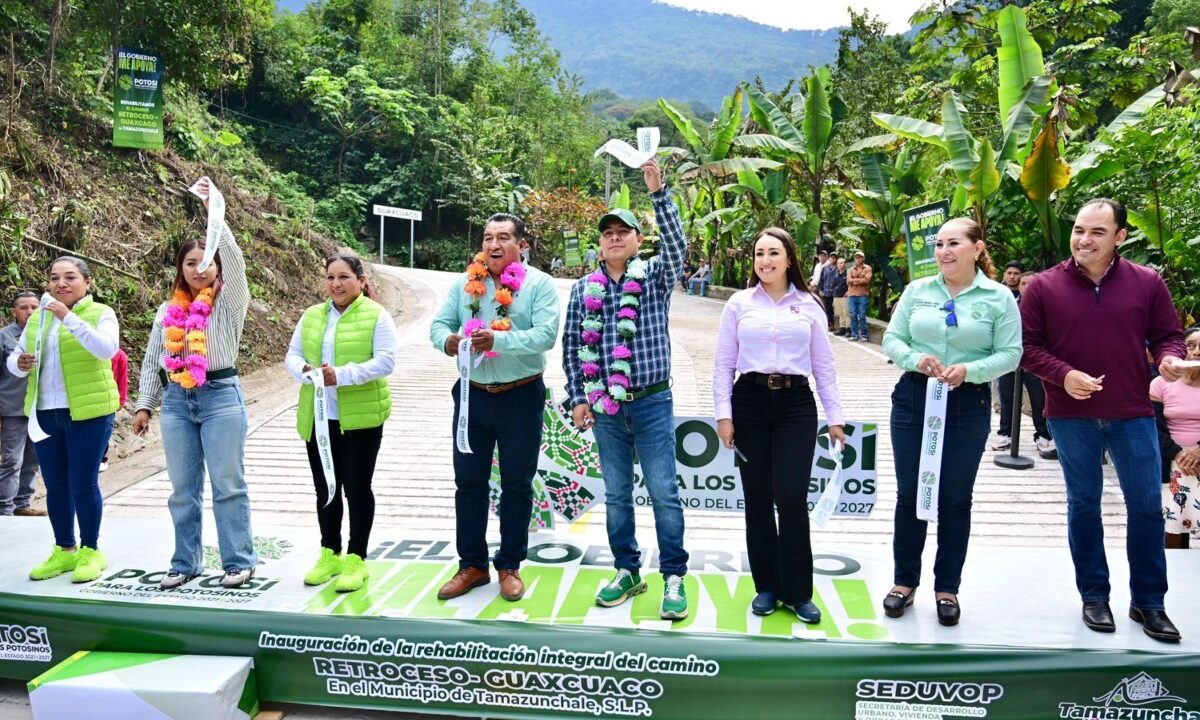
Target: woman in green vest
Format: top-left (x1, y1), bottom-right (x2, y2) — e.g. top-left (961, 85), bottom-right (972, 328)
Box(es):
top-left (6, 256), bottom-right (119, 583)
top-left (132, 180), bottom-right (258, 590)
top-left (286, 254), bottom-right (397, 592)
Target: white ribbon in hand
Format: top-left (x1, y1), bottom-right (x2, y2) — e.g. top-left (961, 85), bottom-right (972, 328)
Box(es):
top-left (810, 439), bottom-right (844, 529)
top-left (455, 338), bottom-right (474, 454)
top-left (25, 299), bottom-right (52, 443)
top-left (308, 367), bottom-right (336, 507)
top-left (188, 176), bottom-right (226, 273)
top-left (916, 378), bottom-right (949, 523)
top-left (594, 127), bottom-right (660, 168)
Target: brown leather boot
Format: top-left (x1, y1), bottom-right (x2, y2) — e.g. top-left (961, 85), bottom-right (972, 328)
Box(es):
top-left (498, 569), bottom-right (525, 601)
top-left (13, 507), bottom-right (47, 516)
top-left (437, 566), bottom-right (490, 600)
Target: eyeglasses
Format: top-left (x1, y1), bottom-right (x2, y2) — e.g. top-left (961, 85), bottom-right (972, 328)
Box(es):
top-left (941, 299), bottom-right (957, 328)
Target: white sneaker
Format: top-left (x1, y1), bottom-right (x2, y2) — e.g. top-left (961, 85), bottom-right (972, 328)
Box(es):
top-left (160, 571), bottom-right (198, 589)
top-left (991, 435), bottom-right (1011, 451)
top-left (98, 462), bottom-right (109, 472)
top-left (1036, 437), bottom-right (1057, 458)
top-left (220, 567), bottom-right (255, 588)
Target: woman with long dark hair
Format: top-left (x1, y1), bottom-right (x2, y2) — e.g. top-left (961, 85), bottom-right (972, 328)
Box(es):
top-left (881, 217), bottom-right (1020, 626)
top-left (8, 256), bottom-right (119, 582)
top-left (713, 227), bottom-right (845, 622)
top-left (286, 254), bottom-right (397, 592)
top-left (133, 179), bottom-right (257, 589)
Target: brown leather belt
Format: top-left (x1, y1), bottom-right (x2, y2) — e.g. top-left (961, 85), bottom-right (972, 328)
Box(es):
top-left (470, 373), bottom-right (542, 394)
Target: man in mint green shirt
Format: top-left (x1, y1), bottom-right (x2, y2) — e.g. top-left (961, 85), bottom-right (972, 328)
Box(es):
top-left (428, 212), bottom-right (560, 604)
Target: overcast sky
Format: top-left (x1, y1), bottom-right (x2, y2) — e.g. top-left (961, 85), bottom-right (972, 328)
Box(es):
top-left (655, 0), bottom-right (930, 33)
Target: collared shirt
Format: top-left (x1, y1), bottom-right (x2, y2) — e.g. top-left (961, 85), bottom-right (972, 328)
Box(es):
top-left (430, 264), bottom-right (560, 384)
top-left (0, 323), bottom-right (29, 416)
top-left (5, 304), bottom-right (120, 410)
top-left (847, 263), bottom-right (872, 297)
top-left (135, 221), bottom-right (250, 412)
top-left (883, 269), bottom-right (1022, 385)
top-left (563, 187), bottom-right (686, 406)
top-left (1021, 255), bottom-right (1184, 419)
top-left (811, 260), bottom-right (827, 290)
top-left (285, 301), bottom-right (399, 421)
top-left (712, 284), bottom-right (844, 424)
top-left (819, 264), bottom-right (840, 296)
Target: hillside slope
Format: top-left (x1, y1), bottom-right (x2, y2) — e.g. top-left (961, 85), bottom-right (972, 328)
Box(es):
top-left (0, 91), bottom-right (339, 379)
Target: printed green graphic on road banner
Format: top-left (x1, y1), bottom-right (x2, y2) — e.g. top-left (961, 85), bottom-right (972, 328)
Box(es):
top-left (902, 199), bottom-right (949, 281)
top-left (563, 230), bottom-right (582, 267)
top-left (112, 47), bottom-right (163, 150)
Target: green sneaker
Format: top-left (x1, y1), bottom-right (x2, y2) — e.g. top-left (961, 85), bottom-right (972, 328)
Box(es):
top-left (596, 569), bottom-right (647, 607)
top-left (660, 574), bottom-right (688, 620)
top-left (71, 547), bottom-right (107, 583)
top-left (29, 546), bottom-right (78, 580)
top-left (304, 548), bottom-right (343, 586)
top-left (335, 553), bottom-right (368, 593)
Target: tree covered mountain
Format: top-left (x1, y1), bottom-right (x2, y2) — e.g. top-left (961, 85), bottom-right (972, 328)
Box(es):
top-left (276, 0), bottom-right (840, 107)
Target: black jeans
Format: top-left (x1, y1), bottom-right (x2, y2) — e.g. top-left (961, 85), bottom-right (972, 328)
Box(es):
top-left (732, 377), bottom-right (818, 605)
top-left (890, 373), bottom-right (990, 594)
top-left (451, 378), bottom-right (544, 571)
top-left (305, 419), bottom-right (384, 558)
top-left (997, 370), bottom-right (1051, 440)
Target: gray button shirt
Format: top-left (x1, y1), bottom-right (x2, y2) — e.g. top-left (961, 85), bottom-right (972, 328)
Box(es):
top-left (0, 323), bottom-right (29, 417)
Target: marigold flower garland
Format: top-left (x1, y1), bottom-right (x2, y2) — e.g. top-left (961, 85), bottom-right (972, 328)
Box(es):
top-left (162, 287), bottom-right (214, 388)
top-left (579, 257), bottom-right (647, 415)
top-left (463, 252), bottom-right (525, 358)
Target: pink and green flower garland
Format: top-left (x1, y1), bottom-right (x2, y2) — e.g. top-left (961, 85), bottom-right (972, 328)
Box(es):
top-left (162, 287), bottom-right (214, 388)
top-left (579, 257), bottom-right (647, 414)
top-left (462, 253), bottom-right (525, 359)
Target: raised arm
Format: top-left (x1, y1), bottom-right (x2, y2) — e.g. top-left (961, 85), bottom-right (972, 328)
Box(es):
top-left (216, 220), bottom-right (250, 315)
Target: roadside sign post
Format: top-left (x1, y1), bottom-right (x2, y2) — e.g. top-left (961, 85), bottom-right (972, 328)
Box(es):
top-left (372, 205), bottom-right (423, 267)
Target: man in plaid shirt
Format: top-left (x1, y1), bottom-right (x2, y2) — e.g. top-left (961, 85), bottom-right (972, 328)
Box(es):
top-left (563, 158), bottom-right (691, 620)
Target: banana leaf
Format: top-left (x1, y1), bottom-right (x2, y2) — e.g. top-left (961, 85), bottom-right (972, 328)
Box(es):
top-left (733, 134), bottom-right (804, 155)
top-left (1020, 119), bottom-right (1071, 202)
top-left (679, 157), bottom-right (783, 180)
top-left (744, 84), bottom-right (805, 151)
top-left (998, 76), bottom-right (1053, 165)
top-left (657, 98), bottom-right (706, 159)
top-left (968, 139), bottom-right (1001, 203)
top-left (709, 86), bottom-right (744, 162)
top-left (840, 133), bottom-right (900, 155)
top-left (803, 74), bottom-right (833, 174)
top-left (871, 113), bottom-right (946, 149)
top-left (996, 5), bottom-right (1046, 126)
top-left (764, 168), bottom-right (788, 206)
top-left (860, 153), bottom-right (890, 198)
top-left (941, 91), bottom-right (979, 184)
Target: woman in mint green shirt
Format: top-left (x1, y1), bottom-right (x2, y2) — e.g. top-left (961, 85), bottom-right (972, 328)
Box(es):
top-left (881, 218), bottom-right (1021, 627)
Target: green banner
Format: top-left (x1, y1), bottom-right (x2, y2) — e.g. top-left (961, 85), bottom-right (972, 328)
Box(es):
top-left (112, 47), bottom-right (164, 150)
top-left (902, 199), bottom-right (948, 281)
top-left (563, 230), bottom-right (582, 267)
top-left (2, 593), bottom-right (1199, 719)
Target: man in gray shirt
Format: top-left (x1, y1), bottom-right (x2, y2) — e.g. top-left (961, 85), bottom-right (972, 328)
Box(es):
top-left (0, 291), bottom-right (42, 515)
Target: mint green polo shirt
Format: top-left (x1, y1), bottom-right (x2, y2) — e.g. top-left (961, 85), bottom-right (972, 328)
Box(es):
top-left (882, 269), bottom-right (1022, 384)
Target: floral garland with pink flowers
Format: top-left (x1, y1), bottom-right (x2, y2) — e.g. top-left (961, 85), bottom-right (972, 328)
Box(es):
top-left (579, 257), bottom-right (648, 414)
top-left (462, 252), bottom-right (525, 358)
top-left (162, 287), bottom-right (214, 388)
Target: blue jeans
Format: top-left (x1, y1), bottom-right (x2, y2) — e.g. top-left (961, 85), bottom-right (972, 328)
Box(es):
top-left (848, 295), bottom-right (869, 339)
top-left (688, 277), bottom-right (708, 296)
top-left (160, 378), bottom-right (257, 574)
top-left (451, 378), bottom-right (544, 571)
top-left (890, 374), bottom-right (990, 594)
top-left (34, 409), bottom-right (112, 548)
top-left (1047, 417), bottom-right (1167, 610)
top-left (592, 389), bottom-right (689, 577)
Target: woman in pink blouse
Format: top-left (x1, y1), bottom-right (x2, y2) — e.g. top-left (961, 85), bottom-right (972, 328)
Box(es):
top-left (713, 227), bottom-right (846, 623)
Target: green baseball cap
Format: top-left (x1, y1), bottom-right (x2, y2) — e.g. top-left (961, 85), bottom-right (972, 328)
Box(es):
top-left (598, 208), bottom-right (642, 234)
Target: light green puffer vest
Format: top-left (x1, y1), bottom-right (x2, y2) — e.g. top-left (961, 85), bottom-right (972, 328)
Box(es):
top-left (296, 294), bottom-right (392, 440)
top-left (23, 295), bottom-right (119, 421)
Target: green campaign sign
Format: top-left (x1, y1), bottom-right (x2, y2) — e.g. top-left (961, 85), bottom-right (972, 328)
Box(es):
top-left (112, 47), bottom-right (163, 150)
top-left (563, 230), bottom-right (582, 267)
top-left (902, 199), bottom-right (949, 281)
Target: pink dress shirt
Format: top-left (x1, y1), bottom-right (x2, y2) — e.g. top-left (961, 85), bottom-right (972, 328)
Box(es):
top-left (713, 283), bottom-right (844, 425)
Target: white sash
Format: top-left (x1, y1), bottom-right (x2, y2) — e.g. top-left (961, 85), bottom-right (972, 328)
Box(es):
top-left (810, 440), bottom-right (844, 529)
top-left (25, 297), bottom-right (52, 443)
top-left (455, 338), bottom-right (473, 454)
top-left (307, 367), bottom-right (336, 507)
top-left (189, 177), bottom-right (225, 273)
top-left (916, 378), bottom-right (949, 522)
